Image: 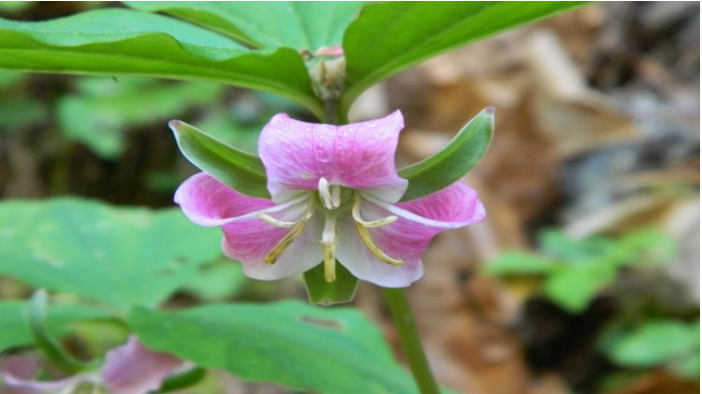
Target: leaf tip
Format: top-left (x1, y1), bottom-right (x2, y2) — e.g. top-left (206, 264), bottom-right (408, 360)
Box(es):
top-left (168, 119), bottom-right (184, 131)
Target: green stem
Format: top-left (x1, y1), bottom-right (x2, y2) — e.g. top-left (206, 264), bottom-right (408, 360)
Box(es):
top-left (384, 288), bottom-right (440, 394)
top-left (324, 93), bottom-right (440, 393)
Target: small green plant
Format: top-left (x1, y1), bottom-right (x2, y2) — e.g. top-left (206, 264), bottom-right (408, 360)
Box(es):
top-left (483, 228), bottom-right (675, 313)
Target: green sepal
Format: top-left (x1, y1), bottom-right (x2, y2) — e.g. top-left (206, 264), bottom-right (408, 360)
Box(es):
top-left (169, 120), bottom-right (270, 198)
top-left (398, 107), bottom-right (494, 202)
top-left (303, 262), bottom-right (359, 306)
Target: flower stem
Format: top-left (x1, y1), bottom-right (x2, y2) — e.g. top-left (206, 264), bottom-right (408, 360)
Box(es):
top-left (384, 288), bottom-right (440, 394)
top-left (324, 93), bottom-right (439, 393)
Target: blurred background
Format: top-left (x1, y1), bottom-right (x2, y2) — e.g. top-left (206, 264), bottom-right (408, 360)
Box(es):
top-left (0, 2), bottom-right (699, 394)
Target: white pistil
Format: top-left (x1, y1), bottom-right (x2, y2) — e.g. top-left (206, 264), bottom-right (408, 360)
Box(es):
top-left (321, 213), bottom-right (338, 282)
top-left (318, 177), bottom-right (334, 209)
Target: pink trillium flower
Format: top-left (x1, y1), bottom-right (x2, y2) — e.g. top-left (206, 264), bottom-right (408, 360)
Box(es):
top-left (2, 336), bottom-right (184, 394)
top-left (174, 111), bottom-right (486, 287)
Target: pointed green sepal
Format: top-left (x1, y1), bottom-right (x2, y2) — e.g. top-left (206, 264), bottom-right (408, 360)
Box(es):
top-left (169, 120), bottom-right (270, 198)
top-left (398, 107), bottom-right (494, 202)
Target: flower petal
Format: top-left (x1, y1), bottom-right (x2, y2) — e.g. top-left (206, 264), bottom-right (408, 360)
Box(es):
top-left (222, 213), bottom-right (324, 280)
top-left (337, 182), bottom-right (485, 287)
top-left (102, 335), bottom-right (184, 394)
top-left (259, 111), bottom-right (408, 203)
top-left (175, 172), bottom-right (277, 226)
top-left (176, 172), bottom-right (321, 280)
top-left (336, 214), bottom-right (424, 288)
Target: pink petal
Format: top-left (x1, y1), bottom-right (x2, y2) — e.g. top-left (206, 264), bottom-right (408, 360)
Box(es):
top-left (175, 172), bottom-right (276, 226)
top-left (102, 336), bottom-right (183, 394)
top-left (337, 182), bottom-right (486, 287)
top-left (258, 111), bottom-right (408, 203)
top-left (336, 215), bottom-right (425, 288)
top-left (222, 213), bottom-right (324, 280)
top-left (176, 172), bottom-right (323, 280)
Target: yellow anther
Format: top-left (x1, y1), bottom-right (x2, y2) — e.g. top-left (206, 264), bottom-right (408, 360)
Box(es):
top-left (354, 222), bottom-right (404, 266)
top-left (264, 220), bottom-right (309, 265)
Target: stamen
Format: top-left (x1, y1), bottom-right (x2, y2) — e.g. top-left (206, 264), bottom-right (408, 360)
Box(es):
top-left (318, 177), bottom-right (334, 209)
top-left (258, 212), bottom-right (312, 228)
top-left (354, 222), bottom-right (404, 266)
top-left (321, 214), bottom-right (338, 282)
top-left (352, 192), bottom-right (398, 228)
top-left (264, 220), bottom-right (310, 265)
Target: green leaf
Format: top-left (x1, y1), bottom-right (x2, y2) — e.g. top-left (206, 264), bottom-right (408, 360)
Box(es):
top-left (127, 1), bottom-right (366, 51)
top-left (59, 78), bottom-right (224, 158)
top-left (0, 198), bottom-right (221, 313)
top-left (303, 262), bottom-right (359, 305)
top-left (130, 302), bottom-right (416, 394)
top-left (180, 260), bottom-right (248, 302)
top-left (0, 300), bottom-right (110, 352)
top-left (341, 2), bottom-right (587, 113)
top-left (543, 262), bottom-right (617, 314)
top-left (0, 9), bottom-right (321, 116)
top-left (604, 320), bottom-right (699, 368)
top-left (483, 252), bottom-right (557, 276)
top-left (169, 120), bottom-right (270, 198)
top-left (398, 107), bottom-right (494, 202)
top-left (539, 229), bottom-right (616, 264)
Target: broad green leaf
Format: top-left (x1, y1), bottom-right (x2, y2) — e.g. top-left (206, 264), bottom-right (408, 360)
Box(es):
top-left (59, 78), bottom-right (223, 158)
top-left (398, 107), bottom-right (494, 202)
top-left (0, 300), bottom-right (110, 352)
top-left (543, 262), bottom-right (617, 313)
top-left (169, 120), bottom-right (270, 198)
top-left (341, 2), bottom-right (587, 113)
top-left (181, 260), bottom-right (248, 302)
top-left (126, 2), bottom-right (365, 51)
top-left (604, 320), bottom-right (699, 368)
top-left (483, 252), bottom-right (557, 276)
top-left (0, 198), bottom-right (221, 313)
top-left (303, 262), bottom-right (359, 305)
top-left (0, 9), bottom-right (322, 116)
top-left (130, 302), bottom-right (416, 394)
